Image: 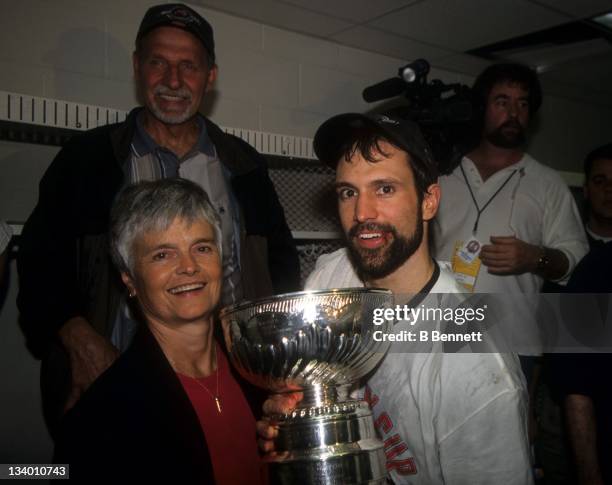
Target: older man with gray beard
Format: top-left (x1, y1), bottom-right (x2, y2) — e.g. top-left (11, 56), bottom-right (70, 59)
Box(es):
top-left (17, 3), bottom-right (299, 439)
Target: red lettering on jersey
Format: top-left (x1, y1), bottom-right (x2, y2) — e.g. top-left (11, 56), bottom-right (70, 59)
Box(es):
top-left (375, 412), bottom-right (393, 433)
top-left (384, 434), bottom-right (417, 475)
top-left (387, 458), bottom-right (418, 475)
top-left (385, 442), bottom-right (408, 461)
top-left (384, 434), bottom-right (401, 449)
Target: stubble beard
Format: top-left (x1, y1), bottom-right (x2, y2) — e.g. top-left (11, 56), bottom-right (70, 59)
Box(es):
top-left (345, 215), bottom-right (424, 281)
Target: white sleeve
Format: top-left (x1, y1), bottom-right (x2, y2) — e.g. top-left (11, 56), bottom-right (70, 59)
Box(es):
top-left (438, 389), bottom-right (533, 485)
top-left (542, 174), bottom-right (588, 283)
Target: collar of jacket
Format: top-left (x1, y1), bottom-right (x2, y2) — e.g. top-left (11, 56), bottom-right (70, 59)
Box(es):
top-left (108, 107), bottom-right (261, 177)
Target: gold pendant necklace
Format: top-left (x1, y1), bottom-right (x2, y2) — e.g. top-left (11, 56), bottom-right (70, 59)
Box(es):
top-left (191, 348), bottom-right (222, 413)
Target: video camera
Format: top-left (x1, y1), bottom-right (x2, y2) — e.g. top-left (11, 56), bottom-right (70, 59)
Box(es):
top-left (362, 59), bottom-right (475, 174)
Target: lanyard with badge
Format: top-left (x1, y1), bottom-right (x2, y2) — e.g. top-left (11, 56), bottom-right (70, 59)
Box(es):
top-left (451, 164), bottom-right (519, 291)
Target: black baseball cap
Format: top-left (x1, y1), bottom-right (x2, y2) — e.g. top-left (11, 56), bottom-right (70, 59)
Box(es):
top-left (313, 112), bottom-right (434, 170)
top-left (137, 3), bottom-right (215, 63)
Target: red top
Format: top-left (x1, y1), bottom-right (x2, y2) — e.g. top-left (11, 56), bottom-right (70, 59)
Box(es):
top-left (177, 345), bottom-right (264, 485)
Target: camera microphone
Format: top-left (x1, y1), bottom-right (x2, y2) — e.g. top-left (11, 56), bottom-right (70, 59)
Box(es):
top-left (362, 77), bottom-right (406, 103)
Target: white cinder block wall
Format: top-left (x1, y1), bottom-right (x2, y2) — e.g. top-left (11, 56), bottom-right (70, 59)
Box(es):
top-left (0, 0), bottom-right (611, 463)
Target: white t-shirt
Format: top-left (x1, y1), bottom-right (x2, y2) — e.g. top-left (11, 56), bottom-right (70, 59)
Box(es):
top-left (305, 248), bottom-right (532, 485)
top-left (434, 154), bottom-right (588, 293)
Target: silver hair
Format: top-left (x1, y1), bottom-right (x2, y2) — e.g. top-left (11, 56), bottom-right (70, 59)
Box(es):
top-left (110, 178), bottom-right (223, 275)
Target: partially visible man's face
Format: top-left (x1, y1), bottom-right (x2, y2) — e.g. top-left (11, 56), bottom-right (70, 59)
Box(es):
top-left (585, 157), bottom-right (612, 221)
top-left (335, 141), bottom-right (437, 280)
top-left (134, 26), bottom-right (217, 125)
top-left (483, 82), bottom-right (530, 149)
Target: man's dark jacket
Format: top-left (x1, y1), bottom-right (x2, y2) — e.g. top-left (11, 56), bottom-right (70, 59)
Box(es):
top-left (17, 108), bottom-right (300, 432)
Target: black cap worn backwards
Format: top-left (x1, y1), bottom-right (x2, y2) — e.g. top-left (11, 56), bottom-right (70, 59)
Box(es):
top-left (313, 112), bottom-right (434, 169)
top-left (137, 3), bottom-right (215, 63)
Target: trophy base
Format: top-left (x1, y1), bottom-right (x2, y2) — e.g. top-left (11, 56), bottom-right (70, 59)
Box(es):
top-left (267, 446), bottom-right (387, 485)
top-left (266, 400), bottom-right (387, 485)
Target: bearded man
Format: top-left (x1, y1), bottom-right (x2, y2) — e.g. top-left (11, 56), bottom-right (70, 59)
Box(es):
top-left (433, 63), bottom-right (587, 369)
top-left (259, 113), bottom-right (533, 484)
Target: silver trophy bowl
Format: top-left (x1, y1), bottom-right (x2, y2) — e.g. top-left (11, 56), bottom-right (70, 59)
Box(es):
top-left (220, 288), bottom-right (394, 485)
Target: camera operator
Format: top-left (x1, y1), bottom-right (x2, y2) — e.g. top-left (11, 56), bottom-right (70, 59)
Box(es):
top-left (433, 62), bottom-right (587, 367)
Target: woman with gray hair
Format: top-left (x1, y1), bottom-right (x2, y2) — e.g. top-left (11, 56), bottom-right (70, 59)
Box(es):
top-left (53, 178), bottom-right (264, 484)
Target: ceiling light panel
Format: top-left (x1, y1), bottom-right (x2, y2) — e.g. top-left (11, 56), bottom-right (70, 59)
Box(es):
top-left (368, 0), bottom-right (568, 50)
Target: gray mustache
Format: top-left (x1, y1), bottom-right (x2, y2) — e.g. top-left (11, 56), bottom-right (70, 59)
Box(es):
top-left (154, 86), bottom-right (192, 100)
